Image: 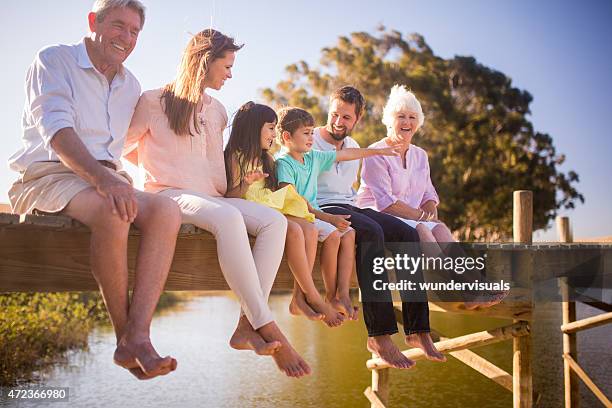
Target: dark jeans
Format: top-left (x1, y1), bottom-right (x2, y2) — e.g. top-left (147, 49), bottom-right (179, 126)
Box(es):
top-left (321, 203), bottom-right (430, 336)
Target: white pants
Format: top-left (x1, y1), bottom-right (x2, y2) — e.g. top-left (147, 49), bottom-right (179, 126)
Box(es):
top-left (395, 217), bottom-right (440, 231)
top-left (159, 188), bottom-right (287, 329)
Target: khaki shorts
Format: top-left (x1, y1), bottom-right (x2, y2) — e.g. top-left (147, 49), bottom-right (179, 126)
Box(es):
top-left (8, 161), bottom-right (132, 215)
top-left (314, 218), bottom-right (353, 242)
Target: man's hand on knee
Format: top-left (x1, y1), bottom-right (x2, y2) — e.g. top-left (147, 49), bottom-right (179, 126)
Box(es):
top-left (95, 174), bottom-right (137, 223)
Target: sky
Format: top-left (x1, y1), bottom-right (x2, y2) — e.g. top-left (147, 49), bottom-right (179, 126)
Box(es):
top-left (1, 0), bottom-right (611, 240)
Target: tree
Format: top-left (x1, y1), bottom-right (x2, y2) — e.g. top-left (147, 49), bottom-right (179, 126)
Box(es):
top-left (262, 27), bottom-right (583, 240)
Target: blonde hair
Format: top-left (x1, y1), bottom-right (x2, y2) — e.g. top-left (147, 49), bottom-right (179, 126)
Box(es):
top-left (92, 0), bottom-right (146, 29)
top-left (382, 85), bottom-right (425, 130)
top-left (161, 29), bottom-right (243, 136)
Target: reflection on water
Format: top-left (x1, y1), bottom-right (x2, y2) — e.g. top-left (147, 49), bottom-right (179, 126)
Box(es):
top-left (1, 294), bottom-right (609, 407)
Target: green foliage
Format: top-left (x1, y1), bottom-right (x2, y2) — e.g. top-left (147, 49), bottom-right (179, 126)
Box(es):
top-left (0, 293), bottom-right (103, 385)
top-left (262, 28), bottom-right (583, 240)
top-left (0, 291), bottom-right (185, 385)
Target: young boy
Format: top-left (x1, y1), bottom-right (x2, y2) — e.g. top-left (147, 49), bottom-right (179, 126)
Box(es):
top-left (275, 107), bottom-right (399, 322)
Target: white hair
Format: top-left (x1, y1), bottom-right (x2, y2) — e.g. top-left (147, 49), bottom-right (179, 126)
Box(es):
top-left (382, 84), bottom-right (425, 130)
top-left (92, 0), bottom-right (146, 29)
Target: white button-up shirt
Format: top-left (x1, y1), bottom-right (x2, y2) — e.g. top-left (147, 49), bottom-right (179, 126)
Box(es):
top-left (8, 39), bottom-right (141, 172)
top-left (312, 127), bottom-right (361, 207)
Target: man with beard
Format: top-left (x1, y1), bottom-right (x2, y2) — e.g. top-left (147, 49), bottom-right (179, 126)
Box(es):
top-left (311, 86), bottom-right (445, 368)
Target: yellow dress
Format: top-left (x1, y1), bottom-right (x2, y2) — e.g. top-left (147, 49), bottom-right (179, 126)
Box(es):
top-left (243, 165), bottom-right (315, 222)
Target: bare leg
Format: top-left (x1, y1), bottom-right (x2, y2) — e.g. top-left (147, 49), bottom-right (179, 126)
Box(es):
top-left (431, 223), bottom-right (456, 256)
top-left (287, 218), bottom-right (323, 320)
top-left (319, 231), bottom-right (345, 327)
top-left (367, 336), bottom-right (415, 369)
top-left (333, 230), bottom-right (359, 320)
top-left (416, 223), bottom-right (444, 258)
top-left (284, 220), bottom-right (339, 325)
top-left (429, 225), bottom-right (509, 310)
top-left (64, 189), bottom-right (180, 378)
top-left (114, 193), bottom-right (182, 376)
top-left (405, 332), bottom-right (446, 362)
top-left (64, 188), bottom-right (130, 341)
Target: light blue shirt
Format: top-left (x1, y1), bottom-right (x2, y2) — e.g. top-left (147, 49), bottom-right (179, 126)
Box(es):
top-left (312, 128), bottom-right (361, 207)
top-left (276, 149), bottom-right (337, 210)
top-left (8, 39), bottom-right (141, 172)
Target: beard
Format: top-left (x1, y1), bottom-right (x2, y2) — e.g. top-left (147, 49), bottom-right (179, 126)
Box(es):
top-left (327, 125), bottom-right (349, 141)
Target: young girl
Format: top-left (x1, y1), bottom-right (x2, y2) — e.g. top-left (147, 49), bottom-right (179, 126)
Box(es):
top-left (274, 107), bottom-right (401, 324)
top-left (224, 101), bottom-right (346, 327)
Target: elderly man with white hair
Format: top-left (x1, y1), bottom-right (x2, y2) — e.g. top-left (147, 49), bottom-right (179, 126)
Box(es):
top-left (8, 0), bottom-right (181, 379)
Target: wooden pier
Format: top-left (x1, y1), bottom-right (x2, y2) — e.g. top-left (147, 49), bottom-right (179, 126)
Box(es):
top-left (364, 191), bottom-right (612, 408)
top-left (1, 190), bottom-right (610, 406)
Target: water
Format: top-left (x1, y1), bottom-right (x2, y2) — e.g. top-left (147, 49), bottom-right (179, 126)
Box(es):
top-left (1, 294), bottom-right (609, 407)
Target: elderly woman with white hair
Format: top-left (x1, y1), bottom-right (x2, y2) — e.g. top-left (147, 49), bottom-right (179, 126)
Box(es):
top-left (356, 85), bottom-right (455, 256)
top-left (357, 85), bottom-right (507, 309)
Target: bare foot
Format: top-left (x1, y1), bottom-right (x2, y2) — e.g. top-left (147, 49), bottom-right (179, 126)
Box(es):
top-left (258, 322), bottom-right (312, 378)
top-left (305, 295), bottom-right (345, 327)
top-left (289, 290), bottom-right (324, 321)
top-left (464, 290), bottom-right (509, 310)
top-left (366, 335), bottom-right (414, 369)
top-left (229, 315), bottom-right (282, 356)
top-left (405, 332), bottom-right (446, 362)
top-left (114, 338), bottom-right (177, 378)
top-left (331, 294), bottom-right (359, 321)
top-left (127, 367), bottom-right (156, 380)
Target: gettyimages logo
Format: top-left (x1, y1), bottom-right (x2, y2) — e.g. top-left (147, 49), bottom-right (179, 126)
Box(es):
top-left (372, 253), bottom-right (487, 275)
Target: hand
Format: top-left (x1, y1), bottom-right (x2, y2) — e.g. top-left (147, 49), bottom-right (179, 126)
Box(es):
top-left (329, 214), bottom-right (351, 231)
top-left (244, 170), bottom-right (268, 185)
top-left (95, 173), bottom-right (137, 223)
top-left (373, 144), bottom-right (402, 157)
top-left (374, 144), bottom-right (403, 157)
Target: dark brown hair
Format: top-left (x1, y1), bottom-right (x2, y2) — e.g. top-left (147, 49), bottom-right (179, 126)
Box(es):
top-left (224, 102), bottom-right (278, 190)
top-left (161, 29), bottom-right (243, 136)
top-left (275, 107), bottom-right (314, 145)
top-left (329, 86), bottom-right (365, 119)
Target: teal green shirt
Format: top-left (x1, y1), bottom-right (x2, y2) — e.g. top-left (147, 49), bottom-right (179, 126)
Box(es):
top-left (276, 150), bottom-right (337, 209)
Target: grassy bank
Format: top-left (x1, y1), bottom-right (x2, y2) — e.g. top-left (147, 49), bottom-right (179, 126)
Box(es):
top-left (0, 291), bottom-right (189, 386)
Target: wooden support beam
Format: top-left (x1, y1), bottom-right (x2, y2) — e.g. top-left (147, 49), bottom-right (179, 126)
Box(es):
top-left (367, 322), bottom-right (529, 370)
top-left (513, 190), bottom-right (533, 408)
top-left (364, 386), bottom-right (386, 408)
top-left (371, 352), bottom-right (390, 407)
top-left (558, 216), bottom-right (580, 408)
top-left (561, 311), bottom-right (612, 334)
top-left (447, 348), bottom-right (513, 392)
top-left (564, 354), bottom-right (612, 407)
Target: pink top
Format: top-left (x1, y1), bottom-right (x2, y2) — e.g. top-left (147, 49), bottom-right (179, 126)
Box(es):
top-left (356, 139), bottom-right (439, 211)
top-left (123, 88), bottom-right (228, 196)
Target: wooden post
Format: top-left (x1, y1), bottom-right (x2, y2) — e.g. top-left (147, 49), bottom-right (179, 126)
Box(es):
top-left (513, 191), bottom-right (533, 408)
top-left (371, 353), bottom-right (390, 407)
top-left (556, 216), bottom-right (572, 244)
top-left (557, 216), bottom-right (579, 408)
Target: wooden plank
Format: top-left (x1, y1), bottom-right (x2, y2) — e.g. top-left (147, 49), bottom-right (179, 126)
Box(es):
top-left (0, 212), bottom-right (609, 294)
top-left (0, 222), bottom-right (341, 291)
top-left (366, 322), bottom-right (529, 370)
top-left (564, 354), bottom-right (612, 407)
top-left (561, 312), bottom-right (612, 334)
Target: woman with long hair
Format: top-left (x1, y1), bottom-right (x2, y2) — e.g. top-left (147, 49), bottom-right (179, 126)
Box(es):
top-left (124, 29), bottom-right (310, 378)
